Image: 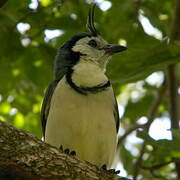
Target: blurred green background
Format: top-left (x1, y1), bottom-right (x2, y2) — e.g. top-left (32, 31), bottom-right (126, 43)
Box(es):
top-left (0, 0), bottom-right (180, 179)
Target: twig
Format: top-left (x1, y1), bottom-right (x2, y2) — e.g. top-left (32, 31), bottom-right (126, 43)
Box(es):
top-left (118, 124), bottom-right (145, 145)
top-left (146, 81), bottom-right (167, 129)
top-left (150, 170), bottom-right (169, 180)
top-left (133, 0), bottom-right (141, 19)
top-left (118, 80), bottom-right (166, 146)
top-left (13, 11), bottom-right (33, 27)
top-left (133, 142), bottom-right (146, 179)
top-left (133, 0), bottom-right (144, 32)
top-left (141, 160), bottom-right (173, 171)
top-left (133, 81), bottom-right (166, 179)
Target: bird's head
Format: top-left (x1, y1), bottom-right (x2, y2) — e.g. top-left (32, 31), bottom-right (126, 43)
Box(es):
top-left (54, 4), bottom-right (127, 79)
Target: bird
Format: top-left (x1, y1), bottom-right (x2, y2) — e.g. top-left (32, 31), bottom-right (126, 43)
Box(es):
top-left (41, 4), bottom-right (127, 169)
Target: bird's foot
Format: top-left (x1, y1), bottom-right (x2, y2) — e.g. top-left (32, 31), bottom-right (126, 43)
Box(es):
top-left (101, 164), bottom-right (120, 174)
top-left (59, 145), bottom-right (76, 156)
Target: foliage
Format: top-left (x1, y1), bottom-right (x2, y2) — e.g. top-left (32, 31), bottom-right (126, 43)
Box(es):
top-left (0, 0), bottom-right (180, 179)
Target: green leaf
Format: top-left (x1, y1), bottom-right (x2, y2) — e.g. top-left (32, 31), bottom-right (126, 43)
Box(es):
top-left (119, 145), bottom-right (134, 174)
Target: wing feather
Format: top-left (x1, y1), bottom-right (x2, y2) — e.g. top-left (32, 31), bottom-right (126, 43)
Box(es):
top-left (113, 93), bottom-right (120, 133)
top-left (41, 80), bottom-right (59, 138)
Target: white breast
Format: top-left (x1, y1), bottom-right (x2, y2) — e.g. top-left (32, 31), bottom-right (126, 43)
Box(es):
top-left (72, 60), bottom-right (108, 87)
top-left (45, 77), bottom-right (117, 168)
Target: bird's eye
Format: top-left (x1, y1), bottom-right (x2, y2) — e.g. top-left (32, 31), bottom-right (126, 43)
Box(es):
top-left (88, 40), bottom-right (97, 48)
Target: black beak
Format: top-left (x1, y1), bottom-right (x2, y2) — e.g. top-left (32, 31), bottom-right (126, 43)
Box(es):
top-left (104, 44), bottom-right (127, 54)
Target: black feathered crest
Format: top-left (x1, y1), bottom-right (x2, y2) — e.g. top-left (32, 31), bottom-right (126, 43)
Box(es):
top-left (86, 4), bottom-right (99, 36)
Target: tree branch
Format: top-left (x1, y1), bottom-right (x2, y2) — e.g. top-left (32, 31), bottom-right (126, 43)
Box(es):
top-left (118, 80), bottom-right (166, 146)
top-left (149, 170), bottom-right (168, 180)
top-left (0, 120), bottom-right (130, 180)
top-left (133, 82), bottom-right (166, 179)
top-left (141, 160), bottom-right (173, 171)
top-left (118, 124), bottom-right (145, 145)
top-left (0, 0), bottom-right (8, 8)
top-left (167, 0), bottom-right (180, 178)
top-left (169, 1), bottom-right (180, 42)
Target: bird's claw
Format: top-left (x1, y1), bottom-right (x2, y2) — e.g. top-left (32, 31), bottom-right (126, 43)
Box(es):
top-left (101, 164), bottom-right (120, 174)
top-left (59, 145), bottom-right (63, 151)
top-left (70, 150), bottom-right (76, 155)
top-left (59, 145), bottom-right (76, 156)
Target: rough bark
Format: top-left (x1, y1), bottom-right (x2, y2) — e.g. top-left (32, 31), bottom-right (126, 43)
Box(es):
top-left (0, 120), bottom-right (130, 180)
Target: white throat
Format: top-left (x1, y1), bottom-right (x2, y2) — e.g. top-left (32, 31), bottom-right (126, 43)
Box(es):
top-left (72, 60), bottom-right (108, 87)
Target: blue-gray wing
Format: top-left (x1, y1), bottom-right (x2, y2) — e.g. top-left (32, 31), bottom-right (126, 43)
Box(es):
top-left (113, 94), bottom-right (120, 133)
top-left (41, 80), bottom-right (59, 138)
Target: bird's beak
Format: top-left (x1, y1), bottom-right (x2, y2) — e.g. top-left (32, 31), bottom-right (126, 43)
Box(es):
top-left (104, 44), bottom-right (127, 54)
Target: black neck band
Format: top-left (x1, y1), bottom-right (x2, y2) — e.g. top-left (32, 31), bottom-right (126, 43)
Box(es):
top-left (66, 69), bottom-right (110, 95)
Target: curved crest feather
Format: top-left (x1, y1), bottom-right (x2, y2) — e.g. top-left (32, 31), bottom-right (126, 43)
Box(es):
top-left (86, 3), bottom-right (99, 36)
